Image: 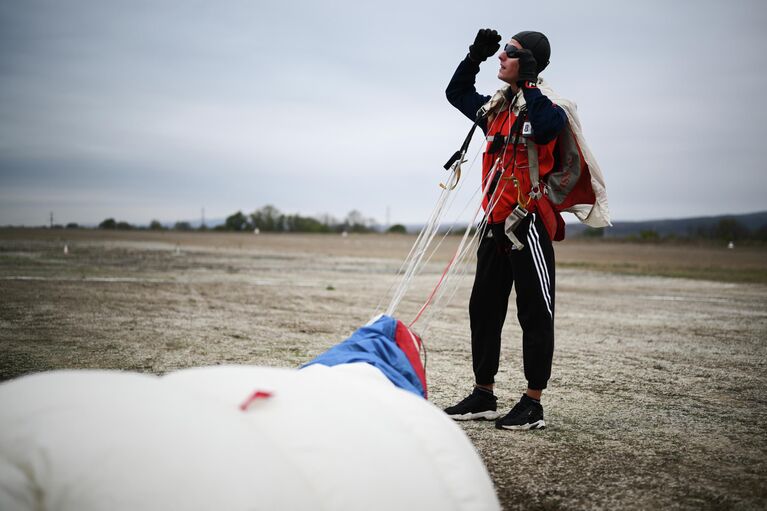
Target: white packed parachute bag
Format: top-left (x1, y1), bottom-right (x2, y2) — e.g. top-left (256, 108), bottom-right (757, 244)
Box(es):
top-left (0, 316), bottom-right (500, 511)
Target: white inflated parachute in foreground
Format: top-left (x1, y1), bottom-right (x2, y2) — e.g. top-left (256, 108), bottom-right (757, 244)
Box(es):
top-left (0, 317), bottom-right (500, 511)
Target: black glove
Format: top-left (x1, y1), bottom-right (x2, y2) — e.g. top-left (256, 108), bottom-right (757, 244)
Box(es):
top-left (468, 29), bottom-right (502, 62)
top-left (515, 48), bottom-right (538, 86)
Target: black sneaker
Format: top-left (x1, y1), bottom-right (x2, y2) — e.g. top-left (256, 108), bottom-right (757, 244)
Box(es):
top-left (444, 387), bottom-right (500, 421)
top-left (495, 394), bottom-right (546, 430)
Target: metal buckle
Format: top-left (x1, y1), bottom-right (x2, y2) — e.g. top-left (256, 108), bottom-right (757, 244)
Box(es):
top-left (511, 204), bottom-right (528, 221)
top-left (504, 204), bottom-right (529, 250)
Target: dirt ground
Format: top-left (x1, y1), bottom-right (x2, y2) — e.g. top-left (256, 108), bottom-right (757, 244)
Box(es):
top-left (1, 229), bottom-right (766, 510)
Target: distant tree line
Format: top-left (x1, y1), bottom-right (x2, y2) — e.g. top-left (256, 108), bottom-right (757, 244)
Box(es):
top-left (697, 218), bottom-right (767, 241)
top-left (46, 223), bottom-right (84, 230)
top-left (94, 205), bottom-right (405, 233)
top-left (96, 218), bottom-right (197, 231)
top-left (218, 205), bottom-right (377, 233)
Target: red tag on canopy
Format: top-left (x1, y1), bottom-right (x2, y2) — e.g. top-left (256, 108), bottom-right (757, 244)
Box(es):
top-left (239, 390), bottom-right (273, 411)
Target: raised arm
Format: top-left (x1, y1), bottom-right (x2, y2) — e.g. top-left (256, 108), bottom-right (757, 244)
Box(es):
top-left (445, 29), bottom-right (501, 133)
top-left (445, 56), bottom-right (491, 131)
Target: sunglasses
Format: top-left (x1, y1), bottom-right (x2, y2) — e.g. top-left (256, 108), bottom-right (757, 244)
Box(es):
top-left (503, 44), bottom-right (522, 58)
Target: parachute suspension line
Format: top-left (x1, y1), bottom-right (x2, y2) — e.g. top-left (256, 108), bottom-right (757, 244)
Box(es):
top-left (381, 108), bottom-right (496, 319)
top-left (422, 213), bottom-right (488, 321)
top-left (408, 142), bottom-right (482, 273)
top-left (416, 169), bottom-right (500, 331)
top-left (400, 152), bottom-right (486, 309)
top-left (426, 117), bottom-right (514, 255)
top-left (385, 98), bottom-right (518, 326)
top-left (418, 171), bottom-right (518, 334)
top-left (399, 100), bottom-right (533, 332)
top-left (412, 146), bottom-right (519, 331)
top-left (377, 166), bottom-right (463, 317)
top-left (408, 157), bottom-right (509, 328)
top-left (385, 186), bottom-right (452, 316)
top-left (382, 142), bottom-right (484, 318)
top-left (408, 216), bottom-right (483, 329)
top-left (384, 185), bottom-right (456, 317)
top-left (376, 186), bottom-right (447, 315)
top-left (403, 166), bottom-right (491, 328)
top-left (418, 223), bottom-right (484, 336)
top-left (422, 179), bottom-right (508, 332)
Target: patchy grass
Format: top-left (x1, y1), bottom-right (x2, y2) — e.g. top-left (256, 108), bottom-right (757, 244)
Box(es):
top-left (559, 261), bottom-right (767, 284)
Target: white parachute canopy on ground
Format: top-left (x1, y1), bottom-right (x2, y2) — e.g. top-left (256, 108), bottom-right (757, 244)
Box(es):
top-left (0, 317), bottom-right (500, 511)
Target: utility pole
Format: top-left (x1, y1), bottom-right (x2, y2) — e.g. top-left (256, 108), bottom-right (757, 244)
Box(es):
top-left (49, 211), bottom-right (53, 228)
top-left (201, 207), bottom-right (206, 229)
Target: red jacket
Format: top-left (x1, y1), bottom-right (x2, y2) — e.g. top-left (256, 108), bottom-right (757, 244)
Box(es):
top-left (482, 108), bottom-right (561, 238)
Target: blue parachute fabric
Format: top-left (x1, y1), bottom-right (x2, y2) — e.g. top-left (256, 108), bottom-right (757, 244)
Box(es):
top-left (301, 315), bottom-right (425, 398)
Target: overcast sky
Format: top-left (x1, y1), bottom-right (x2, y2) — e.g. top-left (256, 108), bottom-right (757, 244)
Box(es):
top-left (1, 0), bottom-right (765, 226)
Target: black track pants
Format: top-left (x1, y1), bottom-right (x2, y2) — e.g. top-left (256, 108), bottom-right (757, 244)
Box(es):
top-left (469, 212), bottom-right (555, 390)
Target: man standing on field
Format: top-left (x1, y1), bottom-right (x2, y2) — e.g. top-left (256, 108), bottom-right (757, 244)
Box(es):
top-left (442, 28), bottom-right (566, 430)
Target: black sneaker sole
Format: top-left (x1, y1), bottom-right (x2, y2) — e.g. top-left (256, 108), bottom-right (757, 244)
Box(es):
top-left (448, 410), bottom-right (502, 421)
top-left (496, 419), bottom-right (546, 430)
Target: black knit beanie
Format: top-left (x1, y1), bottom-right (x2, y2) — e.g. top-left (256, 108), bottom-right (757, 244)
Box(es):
top-left (512, 31), bottom-right (550, 73)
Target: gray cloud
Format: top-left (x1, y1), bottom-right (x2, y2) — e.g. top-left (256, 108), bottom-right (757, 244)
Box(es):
top-left (1, 0), bottom-right (766, 226)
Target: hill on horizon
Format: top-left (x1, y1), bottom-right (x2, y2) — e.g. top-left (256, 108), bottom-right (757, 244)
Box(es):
top-left (565, 210), bottom-right (767, 238)
top-left (402, 210), bottom-right (767, 238)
